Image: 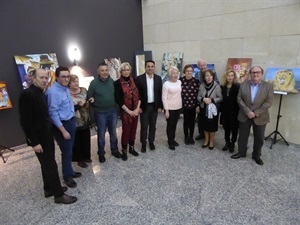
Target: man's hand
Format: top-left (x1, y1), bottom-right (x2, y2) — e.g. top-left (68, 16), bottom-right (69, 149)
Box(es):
top-left (33, 144), bottom-right (43, 153)
top-left (62, 130), bottom-right (71, 140)
top-left (247, 111), bottom-right (256, 119)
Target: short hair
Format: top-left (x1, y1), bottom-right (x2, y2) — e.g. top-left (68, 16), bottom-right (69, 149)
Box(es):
top-left (222, 70), bottom-right (238, 86)
top-left (249, 66), bottom-right (264, 74)
top-left (145, 60), bottom-right (155, 67)
top-left (168, 66), bottom-right (179, 76)
top-left (119, 62), bottom-right (132, 73)
top-left (97, 62), bottom-right (108, 68)
top-left (197, 59), bottom-right (207, 67)
top-left (55, 66), bottom-right (69, 77)
top-left (203, 69), bottom-right (214, 82)
top-left (32, 68), bottom-right (48, 78)
top-left (69, 74), bottom-right (79, 83)
top-left (183, 64), bottom-right (194, 74)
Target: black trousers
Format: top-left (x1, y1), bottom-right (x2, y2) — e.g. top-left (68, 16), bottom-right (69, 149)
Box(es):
top-left (197, 112), bottom-right (204, 137)
top-left (73, 127), bottom-right (91, 162)
top-left (140, 103), bottom-right (158, 145)
top-left (222, 120), bottom-right (239, 144)
top-left (36, 136), bottom-right (64, 197)
top-left (166, 109), bottom-right (181, 143)
top-left (183, 108), bottom-right (196, 138)
top-left (238, 119), bottom-right (266, 158)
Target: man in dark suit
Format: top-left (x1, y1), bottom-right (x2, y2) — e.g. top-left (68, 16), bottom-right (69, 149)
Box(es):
top-left (135, 60), bottom-right (163, 152)
top-left (19, 68), bottom-right (77, 204)
top-left (231, 66), bottom-right (274, 165)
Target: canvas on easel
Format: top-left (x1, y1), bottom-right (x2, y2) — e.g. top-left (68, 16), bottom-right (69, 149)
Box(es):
top-left (0, 81), bottom-right (12, 110)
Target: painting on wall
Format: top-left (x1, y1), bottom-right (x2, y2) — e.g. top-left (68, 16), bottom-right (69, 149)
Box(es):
top-left (0, 81), bottom-right (12, 110)
top-left (135, 51), bottom-right (152, 76)
top-left (161, 53), bottom-right (184, 83)
top-left (265, 68), bottom-right (300, 93)
top-left (104, 58), bottom-right (122, 81)
top-left (14, 53), bottom-right (59, 89)
top-left (192, 64), bottom-right (215, 78)
top-left (226, 58), bottom-right (252, 83)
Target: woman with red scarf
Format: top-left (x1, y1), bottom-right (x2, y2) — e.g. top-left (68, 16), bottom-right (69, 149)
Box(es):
top-left (114, 62), bottom-right (140, 161)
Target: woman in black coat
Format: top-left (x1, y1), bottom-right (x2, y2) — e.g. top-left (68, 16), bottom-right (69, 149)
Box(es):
top-left (220, 70), bottom-right (240, 152)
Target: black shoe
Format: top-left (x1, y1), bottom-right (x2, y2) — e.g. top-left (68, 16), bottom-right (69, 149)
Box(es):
top-left (84, 159), bottom-right (92, 163)
top-left (184, 138), bottom-right (190, 145)
top-left (141, 144), bottom-right (146, 153)
top-left (129, 146), bottom-right (139, 156)
top-left (64, 178), bottom-right (77, 188)
top-left (169, 145), bottom-right (175, 150)
top-left (189, 138), bottom-right (195, 145)
top-left (45, 186), bottom-right (68, 198)
top-left (78, 161), bottom-right (88, 168)
top-left (112, 151), bottom-right (122, 158)
top-left (121, 149), bottom-right (128, 161)
top-left (209, 146), bottom-right (214, 150)
top-left (222, 143), bottom-right (229, 151)
top-left (149, 143), bottom-right (155, 150)
top-left (173, 141), bottom-right (179, 147)
top-left (99, 155), bottom-right (106, 163)
top-left (195, 134), bottom-right (204, 141)
top-left (72, 172), bottom-right (82, 178)
top-left (231, 153), bottom-right (246, 159)
top-left (54, 194), bottom-right (77, 204)
top-left (229, 143), bottom-right (235, 153)
top-left (252, 156), bottom-right (264, 165)
top-left (202, 144), bottom-right (208, 148)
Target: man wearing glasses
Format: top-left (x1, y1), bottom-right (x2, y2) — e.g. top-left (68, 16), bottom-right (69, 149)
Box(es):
top-left (46, 66), bottom-right (82, 188)
top-left (231, 66), bottom-right (273, 165)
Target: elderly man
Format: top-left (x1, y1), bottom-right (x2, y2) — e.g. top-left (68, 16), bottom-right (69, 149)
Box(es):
top-left (19, 68), bottom-right (77, 204)
top-left (194, 59), bottom-right (220, 141)
top-left (231, 66), bottom-right (273, 165)
top-left (87, 62), bottom-right (122, 163)
top-left (46, 66), bottom-right (82, 188)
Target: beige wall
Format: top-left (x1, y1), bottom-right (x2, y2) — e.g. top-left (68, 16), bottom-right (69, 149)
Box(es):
top-left (142, 0), bottom-right (300, 144)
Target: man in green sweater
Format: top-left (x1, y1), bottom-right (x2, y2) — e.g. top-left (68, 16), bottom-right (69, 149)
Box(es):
top-left (87, 62), bottom-right (122, 163)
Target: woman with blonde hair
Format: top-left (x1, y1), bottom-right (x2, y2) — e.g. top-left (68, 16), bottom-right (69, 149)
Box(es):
top-left (114, 62), bottom-right (140, 160)
top-left (69, 75), bottom-right (92, 168)
top-left (162, 66), bottom-right (182, 150)
top-left (220, 70), bottom-right (240, 152)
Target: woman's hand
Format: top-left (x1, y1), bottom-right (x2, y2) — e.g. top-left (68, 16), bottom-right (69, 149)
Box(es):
top-left (164, 110), bottom-right (169, 119)
top-left (203, 98), bottom-right (212, 105)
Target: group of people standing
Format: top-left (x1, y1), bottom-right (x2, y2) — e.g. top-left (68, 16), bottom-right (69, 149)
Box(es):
top-left (19, 58), bottom-right (273, 205)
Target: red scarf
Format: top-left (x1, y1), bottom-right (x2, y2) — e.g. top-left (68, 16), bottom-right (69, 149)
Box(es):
top-left (120, 75), bottom-right (139, 122)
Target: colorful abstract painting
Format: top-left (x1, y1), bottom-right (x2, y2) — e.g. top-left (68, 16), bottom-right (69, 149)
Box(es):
top-left (104, 58), bottom-right (122, 81)
top-left (226, 58), bottom-right (252, 83)
top-left (161, 53), bottom-right (184, 83)
top-left (0, 81), bottom-right (12, 110)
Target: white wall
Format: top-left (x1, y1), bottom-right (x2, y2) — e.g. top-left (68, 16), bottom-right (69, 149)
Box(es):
top-left (142, 0), bottom-right (300, 144)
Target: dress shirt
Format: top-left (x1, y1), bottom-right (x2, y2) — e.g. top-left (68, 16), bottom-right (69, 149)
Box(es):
top-left (46, 81), bottom-right (75, 128)
top-left (251, 81), bottom-right (261, 103)
top-left (146, 73), bottom-right (154, 103)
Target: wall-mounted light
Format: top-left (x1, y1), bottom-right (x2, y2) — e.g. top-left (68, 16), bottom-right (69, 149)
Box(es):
top-left (68, 45), bottom-right (81, 65)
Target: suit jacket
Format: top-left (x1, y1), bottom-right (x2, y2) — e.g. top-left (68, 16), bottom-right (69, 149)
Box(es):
top-left (135, 73), bottom-right (163, 112)
top-left (237, 80), bottom-right (273, 125)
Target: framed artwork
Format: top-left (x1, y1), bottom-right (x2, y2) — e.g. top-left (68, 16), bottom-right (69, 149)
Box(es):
top-left (104, 58), bottom-right (122, 81)
top-left (192, 64), bottom-right (214, 77)
top-left (0, 81), bottom-right (12, 110)
top-left (14, 53), bottom-right (59, 89)
top-left (226, 58), bottom-right (252, 83)
top-left (135, 51), bottom-right (152, 76)
top-left (161, 53), bottom-right (184, 83)
top-left (265, 68), bottom-right (300, 93)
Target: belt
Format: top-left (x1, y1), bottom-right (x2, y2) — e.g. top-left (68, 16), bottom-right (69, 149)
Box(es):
top-left (61, 117), bottom-right (74, 122)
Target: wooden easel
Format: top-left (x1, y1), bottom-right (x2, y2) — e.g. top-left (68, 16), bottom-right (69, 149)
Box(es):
top-left (0, 145), bottom-right (15, 163)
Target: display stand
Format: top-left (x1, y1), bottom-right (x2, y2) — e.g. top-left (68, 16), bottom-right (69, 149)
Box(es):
top-left (265, 91), bottom-right (289, 149)
top-left (0, 145), bottom-right (15, 163)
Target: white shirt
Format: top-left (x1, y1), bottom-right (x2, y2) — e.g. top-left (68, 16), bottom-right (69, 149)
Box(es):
top-left (146, 73), bottom-right (154, 103)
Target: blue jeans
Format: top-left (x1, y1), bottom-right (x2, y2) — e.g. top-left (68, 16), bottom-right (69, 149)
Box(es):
top-left (53, 118), bottom-right (76, 180)
top-left (95, 109), bottom-right (118, 155)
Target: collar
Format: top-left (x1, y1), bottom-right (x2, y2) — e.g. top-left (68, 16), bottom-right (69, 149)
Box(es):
top-left (146, 73), bottom-right (154, 79)
top-left (54, 81), bottom-right (68, 90)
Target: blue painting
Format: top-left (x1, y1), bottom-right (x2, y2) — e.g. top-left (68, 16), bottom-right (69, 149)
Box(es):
top-left (265, 68), bottom-right (300, 93)
top-left (192, 64), bottom-right (214, 77)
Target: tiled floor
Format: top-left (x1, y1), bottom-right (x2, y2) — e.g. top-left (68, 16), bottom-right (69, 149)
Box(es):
top-left (1, 114), bottom-right (299, 225)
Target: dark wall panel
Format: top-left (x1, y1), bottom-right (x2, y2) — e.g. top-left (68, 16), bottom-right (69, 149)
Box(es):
top-left (0, 0), bottom-right (143, 147)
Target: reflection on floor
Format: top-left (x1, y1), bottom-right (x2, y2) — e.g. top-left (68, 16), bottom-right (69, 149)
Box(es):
top-left (1, 114), bottom-right (299, 225)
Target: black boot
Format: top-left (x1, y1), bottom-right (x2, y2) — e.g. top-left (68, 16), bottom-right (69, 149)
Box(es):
top-left (129, 145), bottom-right (139, 156)
top-left (189, 136), bottom-right (195, 145)
top-left (121, 144), bottom-right (128, 161)
top-left (222, 142), bottom-right (230, 151)
top-left (229, 142), bottom-right (235, 153)
top-left (184, 136), bottom-right (190, 145)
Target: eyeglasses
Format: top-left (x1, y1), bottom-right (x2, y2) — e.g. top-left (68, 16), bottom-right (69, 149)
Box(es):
top-left (251, 71), bottom-right (262, 75)
top-left (60, 75), bottom-right (71, 79)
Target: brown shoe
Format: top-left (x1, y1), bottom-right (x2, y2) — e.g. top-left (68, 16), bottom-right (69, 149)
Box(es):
top-left (54, 194), bottom-right (77, 204)
top-left (78, 161), bottom-right (88, 168)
